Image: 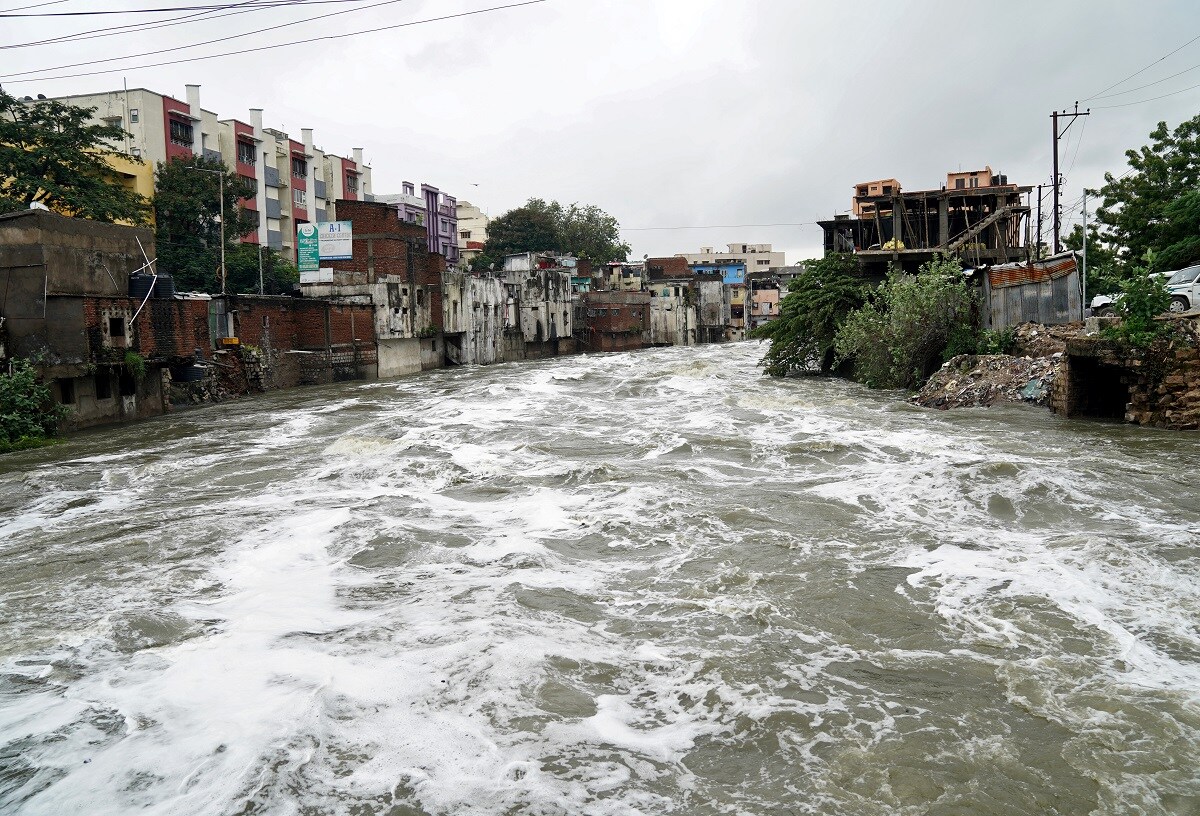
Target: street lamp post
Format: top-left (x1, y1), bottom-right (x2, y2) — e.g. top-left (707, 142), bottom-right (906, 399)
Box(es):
top-left (188, 165), bottom-right (226, 294)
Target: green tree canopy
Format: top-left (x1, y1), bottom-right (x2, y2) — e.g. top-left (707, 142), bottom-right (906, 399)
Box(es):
top-left (750, 254), bottom-right (866, 376)
top-left (474, 198), bottom-right (630, 269)
top-left (0, 88), bottom-right (149, 224)
top-left (1091, 113), bottom-right (1200, 275)
top-left (153, 155), bottom-right (256, 292)
top-left (224, 243), bottom-right (300, 295)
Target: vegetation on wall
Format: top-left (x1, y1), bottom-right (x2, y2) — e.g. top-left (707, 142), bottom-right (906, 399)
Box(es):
top-left (749, 254), bottom-right (865, 377)
top-left (834, 255), bottom-right (980, 390)
top-left (0, 359), bottom-right (70, 453)
top-left (1102, 256), bottom-right (1173, 348)
top-left (0, 88), bottom-right (150, 224)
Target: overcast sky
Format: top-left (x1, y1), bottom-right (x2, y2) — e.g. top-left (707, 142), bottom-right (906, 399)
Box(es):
top-left (4, 0), bottom-right (1199, 262)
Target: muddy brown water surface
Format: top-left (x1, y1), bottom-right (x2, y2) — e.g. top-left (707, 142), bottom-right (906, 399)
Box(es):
top-left (1, 342), bottom-right (1198, 815)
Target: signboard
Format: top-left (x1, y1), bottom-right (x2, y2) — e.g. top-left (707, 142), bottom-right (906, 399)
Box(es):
top-left (299, 267), bottom-right (334, 284)
top-left (318, 220), bottom-right (353, 260)
top-left (297, 223), bottom-right (319, 272)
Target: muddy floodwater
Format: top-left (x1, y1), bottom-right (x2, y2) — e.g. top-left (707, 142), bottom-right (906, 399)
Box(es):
top-left (1, 342), bottom-right (1198, 815)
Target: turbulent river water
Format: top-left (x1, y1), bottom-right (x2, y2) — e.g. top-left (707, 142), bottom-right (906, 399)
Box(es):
top-left (1, 342), bottom-right (1198, 815)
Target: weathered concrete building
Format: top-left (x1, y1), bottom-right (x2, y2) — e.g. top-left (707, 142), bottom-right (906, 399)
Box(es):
top-left (299, 199), bottom-right (443, 377)
top-left (578, 290), bottom-right (650, 352)
top-left (442, 269), bottom-right (506, 366)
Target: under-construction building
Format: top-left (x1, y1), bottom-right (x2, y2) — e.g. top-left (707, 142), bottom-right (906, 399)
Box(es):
top-left (818, 166), bottom-right (1034, 276)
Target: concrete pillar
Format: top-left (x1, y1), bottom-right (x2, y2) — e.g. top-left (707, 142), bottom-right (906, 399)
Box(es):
top-left (938, 196), bottom-right (950, 247)
top-left (302, 128), bottom-right (316, 223)
top-left (249, 108), bottom-right (266, 244)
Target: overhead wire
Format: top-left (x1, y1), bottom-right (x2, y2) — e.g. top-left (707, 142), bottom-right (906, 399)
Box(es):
top-left (1091, 59), bottom-right (1200, 99)
top-left (0, 0), bottom-right (369, 15)
top-left (2, 0), bottom-right (407, 77)
top-left (1093, 80), bottom-right (1200, 109)
top-left (0, 0), bottom-right (71, 11)
top-left (1, 0), bottom-right (549, 84)
top-left (1, 0), bottom-right (315, 51)
top-left (1083, 32), bottom-right (1200, 101)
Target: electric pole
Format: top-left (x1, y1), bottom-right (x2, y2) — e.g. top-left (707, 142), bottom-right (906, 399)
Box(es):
top-left (1036, 184), bottom-right (1043, 260)
top-left (1051, 102), bottom-right (1089, 254)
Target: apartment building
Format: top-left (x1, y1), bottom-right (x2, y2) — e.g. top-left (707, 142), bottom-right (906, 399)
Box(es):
top-left (375, 182), bottom-right (459, 265)
top-left (455, 200), bottom-right (489, 264)
top-left (675, 243), bottom-right (786, 284)
top-left (43, 84), bottom-right (371, 262)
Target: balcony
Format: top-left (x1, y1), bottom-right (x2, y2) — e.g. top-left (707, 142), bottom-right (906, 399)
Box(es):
top-left (267, 230), bottom-right (282, 250)
top-left (264, 165), bottom-right (282, 188)
top-left (203, 148), bottom-right (222, 163)
top-left (314, 179), bottom-right (327, 199)
top-left (265, 198), bottom-right (282, 219)
top-left (315, 208), bottom-right (326, 222)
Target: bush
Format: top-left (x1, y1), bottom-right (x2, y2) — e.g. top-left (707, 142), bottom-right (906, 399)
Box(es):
top-left (750, 254), bottom-right (866, 376)
top-left (1103, 261), bottom-right (1172, 347)
top-left (834, 255), bottom-right (980, 389)
top-left (0, 359), bottom-right (70, 452)
top-left (977, 327), bottom-right (1017, 355)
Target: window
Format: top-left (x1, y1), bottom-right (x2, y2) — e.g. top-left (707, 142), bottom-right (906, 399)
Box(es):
top-left (346, 174), bottom-right (358, 193)
top-left (881, 185), bottom-right (892, 195)
top-left (969, 176), bottom-right (979, 188)
top-left (237, 141), bottom-right (256, 165)
top-left (118, 370), bottom-right (136, 397)
top-left (57, 379), bottom-right (75, 405)
top-left (757, 259), bottom-right (770, 265)
top-left (955, 178), bottom-right (965, 189)
top-left (293, 188), bottom-right (306, 207)
top-left (238, 173), bottom-right (256, 189)
top-left (460, 230), bottom-right (471, 239)
top-left (102, 116), bottom-right (122, 128)
top-left (129, 108), bottom-right (139, 123)
top-left (131, 148), bottom-right (142, 158)
top-left (108, 317), bottom-right (127, 347)
top-left (169, 118), bottom-right (193, 146)
top-left (416, 289), bottom-right (425, 307)
top-left (291, 156), bottom-right (307, 178)
top-left (94, 371), bottom-right (112, 400)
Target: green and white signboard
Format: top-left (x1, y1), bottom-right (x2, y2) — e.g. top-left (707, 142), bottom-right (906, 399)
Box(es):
top-left (297, 223), bottom-right (320, 273)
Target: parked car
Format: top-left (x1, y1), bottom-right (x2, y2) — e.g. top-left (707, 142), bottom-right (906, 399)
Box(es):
top-left (1090, 264), bottom-right (1200, 316)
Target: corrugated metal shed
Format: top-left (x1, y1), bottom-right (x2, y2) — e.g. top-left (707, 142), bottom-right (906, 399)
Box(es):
top-left (982, 251), bottom-right (1081, 330)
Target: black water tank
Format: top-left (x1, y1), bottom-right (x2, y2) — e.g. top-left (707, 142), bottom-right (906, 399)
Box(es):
top-left (128, 273), bottom-right (155, 300)
top-left (170, 364), bottom-right (206, 382)
top-left (153, 274), bottom-right (176, 298)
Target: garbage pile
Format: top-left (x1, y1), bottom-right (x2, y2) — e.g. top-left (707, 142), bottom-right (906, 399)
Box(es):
top-left (913, 352), bottom-right (1063, 409)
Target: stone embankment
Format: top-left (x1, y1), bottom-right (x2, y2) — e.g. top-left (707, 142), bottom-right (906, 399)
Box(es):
top-left (914, 318), bottom-right (1200, 430)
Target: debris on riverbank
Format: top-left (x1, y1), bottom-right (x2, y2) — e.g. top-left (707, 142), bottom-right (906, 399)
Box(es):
top-left (912, 322), bottom-right (1081, 410)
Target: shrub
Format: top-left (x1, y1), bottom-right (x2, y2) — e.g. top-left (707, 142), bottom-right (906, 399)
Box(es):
top-left (124, 350), bottom-right (146, 383)
top-left (750, 254), bottom-right (866, 376)
top-left (1103, 261), bottom-right (1172, 348)
top-left (0, 359), bottom-right (70, 452)
top-left (977, 327), bottom-right (1017, 355)
top-left (834, 255), bottom-right (980, 389)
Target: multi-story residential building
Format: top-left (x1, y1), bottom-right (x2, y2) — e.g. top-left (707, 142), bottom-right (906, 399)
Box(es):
top-left (455, 200), bottom-right (489, 264)
top-left (676, 243), bottom-right (785, 284)
top-left (375, 182), bottom-right (459, 265)
top-left (41, 84), bottom-right (371, 262)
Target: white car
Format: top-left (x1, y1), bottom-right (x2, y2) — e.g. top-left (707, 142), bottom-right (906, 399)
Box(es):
top-left (1090, 264), bottom-right (1200, 316)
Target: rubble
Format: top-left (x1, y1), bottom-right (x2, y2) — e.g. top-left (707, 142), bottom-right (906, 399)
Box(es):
top-left (913, 352), bottom-right (1063, 409)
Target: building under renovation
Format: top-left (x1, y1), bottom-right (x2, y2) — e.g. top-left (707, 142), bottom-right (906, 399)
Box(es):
top-left (819, 166), bottom-right (1034, 277)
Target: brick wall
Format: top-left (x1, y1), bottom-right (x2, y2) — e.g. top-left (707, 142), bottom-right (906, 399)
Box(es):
top-left (329, 199), bottom-right (429, 284)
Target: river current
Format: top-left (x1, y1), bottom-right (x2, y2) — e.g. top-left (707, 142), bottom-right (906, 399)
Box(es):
top-left (1, 342), bottom-right (1198, 815)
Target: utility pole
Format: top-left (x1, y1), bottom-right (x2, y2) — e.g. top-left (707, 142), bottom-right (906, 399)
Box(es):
top-left (1051, 102), bottom-right (1090, 254)
top-left (1036, 184), bottom-right (1043, 260)
top-left (258, 243), bottom-right (264, 295)
top-left (1082, 192), bottom-right (1088, 315)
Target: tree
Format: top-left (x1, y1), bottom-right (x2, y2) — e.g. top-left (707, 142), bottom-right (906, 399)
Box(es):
top-left (1064, 222), bottom-right (1123, 298)
top-left (834, 255), bottom-right (980, 390)
top-left (0, 88), bottom-right (150, 223)
top-left (750, 254), bottom-right (866, 376)
top-left (224, 244), bottom-right (300, 295)
top-left (153, 155), bottom-right (256, 292)
top-left (1091, 113), bottom-right (1200, 274)
top-left (473, 198), bottom-right (629, 269)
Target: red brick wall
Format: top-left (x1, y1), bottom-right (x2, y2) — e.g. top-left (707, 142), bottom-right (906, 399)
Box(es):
top-left (646, 257), bottom-right (692, 279)
top-left (83, 295), bottom-right (210, 360)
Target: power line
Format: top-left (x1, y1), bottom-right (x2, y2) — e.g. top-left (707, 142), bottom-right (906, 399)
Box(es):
top-left (1091, 59), bottom-right (1200, 99)
top-left (1093, 79), bottom-right (1200, 109)
top-left (1, 0), bottom-right (548, 83)
top-left (2, 0), bottom-right (298, 52)
top-left (1063, 115), bottom-right (1087, 183)
top-left (2, 0), bottom-right (407, 77)
top-left (0, 0), bottom-right (71, 11)
top-left (1083, 32), bottom-right (1200, 101)
top-left (623, 222), bottom-right (817, 231)
top-left (0, 0), bottom-right (367, 15)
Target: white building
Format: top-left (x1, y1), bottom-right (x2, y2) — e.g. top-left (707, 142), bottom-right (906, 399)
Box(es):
top-left (456, 200), bottom-right (490, 264)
